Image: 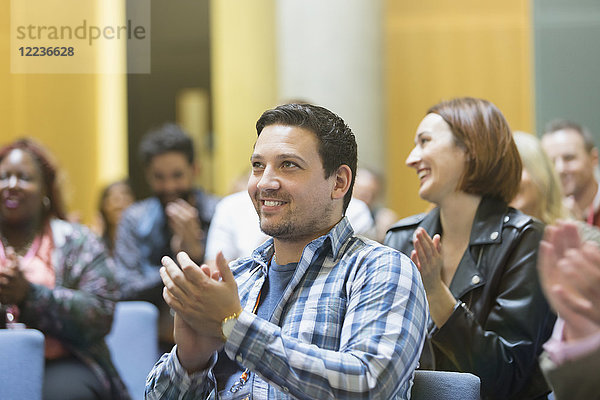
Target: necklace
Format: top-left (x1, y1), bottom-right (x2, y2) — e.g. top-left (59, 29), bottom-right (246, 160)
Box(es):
top-left (0, 234), bottom-right (36, 256)
top-left (0, 228), bottom-right (40, 259)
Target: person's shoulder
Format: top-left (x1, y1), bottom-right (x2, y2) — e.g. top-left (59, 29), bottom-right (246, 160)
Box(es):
top-left (343, 236), bottom-right (418, 281)
top-left (194, 188), bottom-right (220, 218)
top-left (387, 213), bottom-right (427, 232)
top-left (50, 218), bottom-right (89, 236)
top-left (220, 190), bottom-right (250, 206)
top-left (50, 219), bottom-right (104, 248)
top-left (210, 192), bottom-right (253, 227)
top-left (122, 197), bottom-right (159, 219)
top-left (347, 197), bottom-right (370, 214)
top-left (383, 213), bottom-right (428, 252)
top-left (504, 207), bottom-right (544, 231)
top-left (347, 234), bottom-right (409, 262)
top-left (195, 188), bottom-right (220, 206)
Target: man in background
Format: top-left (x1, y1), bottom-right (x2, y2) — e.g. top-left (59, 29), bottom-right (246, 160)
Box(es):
top-left (353, 166), bottom-right (398, 242)
top-left (114, 123), bottom-right (219, 349)
top-left (542, 120), bottom-right (600, 226)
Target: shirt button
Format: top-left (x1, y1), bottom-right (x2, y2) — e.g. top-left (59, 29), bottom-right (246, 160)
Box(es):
top-left (504, 216), bottom-right (510, 223)
top-left (282, 386), bottom-right (290, 393)
top-left (490, 231), bottom-right (499, 240)
top-left (471, 275), bottom-right (481, 285)
top-left (236, 355), bottom-right (243, 363)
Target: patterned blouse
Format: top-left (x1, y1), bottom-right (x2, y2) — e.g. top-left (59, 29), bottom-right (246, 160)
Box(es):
top-left (16, 219), bottom-right (131, 400)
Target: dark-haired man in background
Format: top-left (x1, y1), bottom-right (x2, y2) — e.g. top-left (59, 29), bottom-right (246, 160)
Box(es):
top-left (114, 123), bottom-right (219, 349)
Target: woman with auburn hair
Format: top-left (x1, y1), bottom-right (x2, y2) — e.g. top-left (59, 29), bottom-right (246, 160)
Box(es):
top-left (510, 131), bottom-right (567, 225)
top-left (0, 138), bottom-right (130, 400)
top-left (385, 97), bottom-right (555, 400)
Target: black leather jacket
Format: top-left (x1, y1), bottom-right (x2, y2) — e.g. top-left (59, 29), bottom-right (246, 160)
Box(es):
top-left (385, 197), bottom-right (555, 400)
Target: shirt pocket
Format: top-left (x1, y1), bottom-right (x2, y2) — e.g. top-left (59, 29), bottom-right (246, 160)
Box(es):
top-left (287, 296), bottom-right (347, 350)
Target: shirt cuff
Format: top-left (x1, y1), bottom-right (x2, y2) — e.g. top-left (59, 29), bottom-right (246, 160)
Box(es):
top-left (169, 345), bottom-right (217, 392)
top-left (223, 310), bottom-right (278, 368)
top-left (223, 310), bottom-right (255, 358)
top-left (543, 318), bottom-right (600, 365)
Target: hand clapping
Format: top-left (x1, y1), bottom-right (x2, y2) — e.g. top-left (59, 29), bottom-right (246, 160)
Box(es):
top-left (538, 221), bottom-right (600, 341)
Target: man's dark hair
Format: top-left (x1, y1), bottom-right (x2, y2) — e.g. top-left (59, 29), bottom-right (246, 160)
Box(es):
top-left (543, 119), bottom-right (597, 153)
top-left (256, 103), bottom-right (357, 213)
top-left (139, 123), bottom-right (195, 166)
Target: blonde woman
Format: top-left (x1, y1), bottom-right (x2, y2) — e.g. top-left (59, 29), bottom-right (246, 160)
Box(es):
top-left (511, 132), bottom-right (600, 243)
top-left (510, 131), bottom-right (567, 224)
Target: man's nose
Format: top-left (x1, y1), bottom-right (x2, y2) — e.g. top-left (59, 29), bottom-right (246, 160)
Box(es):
top-left (162, 178), bottom-right (179, 193)
top-left (554, 158), bottom-right (565, 173)
top-left (256, 166), bottom-right (280, 191)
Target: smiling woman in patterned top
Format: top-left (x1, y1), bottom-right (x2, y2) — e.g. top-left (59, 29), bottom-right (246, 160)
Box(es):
top-left (0, 138), bottom-right (130, 400)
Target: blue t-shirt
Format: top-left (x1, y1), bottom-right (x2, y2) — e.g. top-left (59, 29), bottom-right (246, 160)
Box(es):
top-left (215, 258), bottom-right (297, 398)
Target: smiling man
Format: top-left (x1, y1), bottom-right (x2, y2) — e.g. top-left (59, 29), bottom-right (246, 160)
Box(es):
top-left (541, 120), bottom-right (599, 226)
top-left (145, 103), bottom-right (428, 400)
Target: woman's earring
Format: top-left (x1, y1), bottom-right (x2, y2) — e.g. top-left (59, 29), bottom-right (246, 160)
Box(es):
top-left (42, 196), bottom-right (51, 210)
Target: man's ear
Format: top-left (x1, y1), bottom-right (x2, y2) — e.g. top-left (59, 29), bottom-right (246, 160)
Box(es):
top-left (332, 165), bottom-right (352, 200)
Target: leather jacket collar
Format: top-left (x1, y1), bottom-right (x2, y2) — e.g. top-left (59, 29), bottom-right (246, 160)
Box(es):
top-left (410, 197), bottom-right (509, 298)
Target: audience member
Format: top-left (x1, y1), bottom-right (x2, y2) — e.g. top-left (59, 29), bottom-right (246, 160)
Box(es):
top-left (228, 168), bottom-right (251, 194)
top-left (0, 139), bottom-right (129, 400)
top-left (353, 166), bottom-right (398, 242)
top-left (114, 123), bottom-right (219, 350)
top-left (94, 180), bottom-right (135, 254)
top-left (385, 97), bottom-right (555, 399)
top-left (146, 103), bottom-right (428, 399)
top-left (537, 221), bottom-right (600, 400)
top-left (205, 190), bottom-right (374, 263)
top-left (512, 131), bottom-right (600, 244)
top-left (511, 131), bottom-right (567, 224)
top-left (542, 120), bottom-right (600, 226)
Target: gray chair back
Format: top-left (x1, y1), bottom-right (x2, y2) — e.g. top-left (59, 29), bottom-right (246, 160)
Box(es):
top-left (412, 370), bottom-right (481, 400)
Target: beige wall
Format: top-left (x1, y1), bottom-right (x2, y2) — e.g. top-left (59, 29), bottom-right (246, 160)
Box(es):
top-left (2, 1), bottom-right (535, 222)
top-left (0, 1), bottom-right (128, 225)
top-left (210, 0), bottom-right (277, 196)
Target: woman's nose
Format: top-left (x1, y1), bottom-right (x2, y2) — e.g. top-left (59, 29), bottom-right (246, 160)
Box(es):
top-left (7, 175), bottom-right (18, 188)
top-left (406, 147), bottom-right (421, 168)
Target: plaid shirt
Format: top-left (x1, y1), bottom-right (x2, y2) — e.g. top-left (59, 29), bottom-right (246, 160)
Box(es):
top-left (145, 217), bottom-right (428, 400)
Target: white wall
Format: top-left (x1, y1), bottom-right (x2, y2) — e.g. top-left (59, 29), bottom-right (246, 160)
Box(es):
top-left (276, 0), bottom-right (384, 170)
